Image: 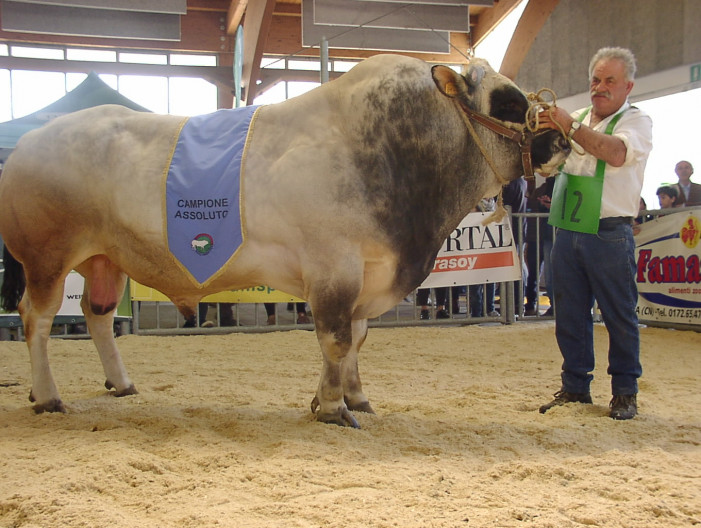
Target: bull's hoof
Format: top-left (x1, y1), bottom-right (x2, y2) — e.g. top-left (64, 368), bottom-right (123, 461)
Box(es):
top-left (319, 409), bottom-right (360, 428)
top-left (32, 398), bottom-right (66, 414)
top-left (347, 400), bottom-right (375, 415)
top-left (114, 384), bottom-right (138, 397)
top-left (311, 396), bottom-right (361, 427)
top-left (105, 381), bottom-right (138, 397)
top-left (314, 407), bottom-right (360, 429)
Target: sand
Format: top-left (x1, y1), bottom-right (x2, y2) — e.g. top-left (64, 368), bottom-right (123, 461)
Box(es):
top-left (0, 322), bottom-right (699, 528)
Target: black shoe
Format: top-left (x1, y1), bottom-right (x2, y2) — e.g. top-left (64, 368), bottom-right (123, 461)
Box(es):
top-left (610, 394), bottom-right (637, 420)
top-left (539, 390), bottom-right (593, 414)
top-left (420, 309), bottom-right (430, 320)
top-left (436, 309), bottom-right (450, 319)
top-left (524, 308), bottom-right (538, 316)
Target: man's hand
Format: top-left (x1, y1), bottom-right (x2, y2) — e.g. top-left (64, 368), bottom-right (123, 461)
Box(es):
top-left (537, 195), bottom-right (552, 209)
top-left (538, 107), bottom-right (627, 167)
top-left (538, 106), bottom-right (574, 135)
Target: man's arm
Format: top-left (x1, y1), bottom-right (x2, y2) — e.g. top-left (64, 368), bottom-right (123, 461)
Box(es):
top-left (538, 106), bottom-right (627, 167)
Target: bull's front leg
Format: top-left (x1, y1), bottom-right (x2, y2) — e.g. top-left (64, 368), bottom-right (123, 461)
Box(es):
top-left (312, 323), bottom-right (359, 427)
top-left (309, 281), bottom-right (369, 427)
top-left (341, 319), bottom-right (374, 415)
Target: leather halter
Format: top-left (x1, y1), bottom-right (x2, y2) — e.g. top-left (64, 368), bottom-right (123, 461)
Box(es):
top-left (455, 100), bottom-right (546, 182)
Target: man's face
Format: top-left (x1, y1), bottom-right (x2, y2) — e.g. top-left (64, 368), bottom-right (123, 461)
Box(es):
top-left (589, 58), bottom-right (633, 118)
top-left (675, 161), bottom-right (693, 181)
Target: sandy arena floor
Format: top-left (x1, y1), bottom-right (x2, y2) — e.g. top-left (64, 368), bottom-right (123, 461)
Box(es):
top-left (0, 322), bottom-right (699, 528)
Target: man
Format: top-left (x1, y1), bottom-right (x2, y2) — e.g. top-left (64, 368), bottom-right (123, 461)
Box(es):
top-left (674, 160), bottom-right (701, 206)
top-left (537, 47), bottom-right (653, 420)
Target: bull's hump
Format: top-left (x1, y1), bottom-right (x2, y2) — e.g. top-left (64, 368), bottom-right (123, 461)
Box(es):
top-left (348, 64), bottom-right (468, 292)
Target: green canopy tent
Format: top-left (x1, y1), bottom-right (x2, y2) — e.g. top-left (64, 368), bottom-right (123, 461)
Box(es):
top-left (0, 71), bottom-right (150, 162)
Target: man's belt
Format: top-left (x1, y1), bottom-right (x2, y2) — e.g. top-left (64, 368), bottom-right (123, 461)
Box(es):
top-left (598, 216), bottom-right (633, 230)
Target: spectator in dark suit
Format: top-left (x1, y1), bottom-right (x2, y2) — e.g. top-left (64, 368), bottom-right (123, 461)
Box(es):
top-left (674, 160), bottom-right (701, 206)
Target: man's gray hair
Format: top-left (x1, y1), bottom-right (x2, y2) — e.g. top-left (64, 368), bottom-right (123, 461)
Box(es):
top-left (588, 47), bottom-right (637, 81)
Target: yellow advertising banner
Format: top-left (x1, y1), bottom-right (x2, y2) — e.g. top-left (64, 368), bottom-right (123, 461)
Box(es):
top-left (129, 280), bottom-right (305, 303)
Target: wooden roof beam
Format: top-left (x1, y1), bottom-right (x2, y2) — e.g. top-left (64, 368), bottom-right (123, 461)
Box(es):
top-left (499, 0), bottom-right (559, 80)
top-left (240, 0), bottom-right (276, 104)
top-left (226, 0), bottom-right (247, 34)
top-left (470, 0), bottom-right (522, 49)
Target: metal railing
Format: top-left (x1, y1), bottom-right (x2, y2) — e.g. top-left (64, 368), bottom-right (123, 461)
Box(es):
top-left (3, 206), bottom-right (699, 340)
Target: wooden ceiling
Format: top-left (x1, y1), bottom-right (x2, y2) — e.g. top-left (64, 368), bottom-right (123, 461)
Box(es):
top-left (0, 0), bottom-right (559, 105)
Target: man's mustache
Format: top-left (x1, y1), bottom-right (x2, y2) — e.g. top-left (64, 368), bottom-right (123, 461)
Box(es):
top-left (591, 90), bottom-right (612, 99)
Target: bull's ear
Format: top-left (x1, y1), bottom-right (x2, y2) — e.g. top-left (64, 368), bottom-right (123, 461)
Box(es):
top-left (465, 63), bottom-right (485, 89)
top-left (431, 65), bottom-right (469, 99)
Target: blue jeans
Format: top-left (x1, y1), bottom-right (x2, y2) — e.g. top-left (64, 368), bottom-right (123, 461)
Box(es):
top-left (469, 283), bottom-right (495, 317)
top-left (551, 224), bottom-right (641, 395)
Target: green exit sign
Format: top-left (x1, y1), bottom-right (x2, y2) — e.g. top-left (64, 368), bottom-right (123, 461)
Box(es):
top-left (692, 64), bottom-right (701, 82)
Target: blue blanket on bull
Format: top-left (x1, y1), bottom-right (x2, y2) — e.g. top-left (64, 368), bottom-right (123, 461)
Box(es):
top-left (165, 105), bottom-right (259, 286)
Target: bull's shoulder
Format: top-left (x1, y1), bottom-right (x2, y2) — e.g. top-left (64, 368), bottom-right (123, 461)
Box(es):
top-left (329, 54), bottom-right (432, 95)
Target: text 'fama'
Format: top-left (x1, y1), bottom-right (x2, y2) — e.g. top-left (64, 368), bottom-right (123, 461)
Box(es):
top-left (636, 250), bottom-right (701, 284)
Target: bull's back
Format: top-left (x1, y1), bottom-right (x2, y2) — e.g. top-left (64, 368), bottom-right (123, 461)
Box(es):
top-left (2, 105), bottom-right (182, 194)
top-left (0, 105), bottom-right (184, 273)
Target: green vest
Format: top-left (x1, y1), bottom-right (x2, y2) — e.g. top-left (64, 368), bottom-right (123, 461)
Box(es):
top-left (548, 108), bottom-right (626, 234)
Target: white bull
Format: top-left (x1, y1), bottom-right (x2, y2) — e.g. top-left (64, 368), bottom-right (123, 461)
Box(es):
top-left (191, 239), bottom-right (209, 251)
top-left (0, 54), bottom-right (569, 426)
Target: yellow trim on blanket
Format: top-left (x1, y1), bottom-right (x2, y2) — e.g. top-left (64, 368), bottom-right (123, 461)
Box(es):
top-left (129, 279), bottom-right (304, 303)
top-left (237, 106), bottom-right (262, 249)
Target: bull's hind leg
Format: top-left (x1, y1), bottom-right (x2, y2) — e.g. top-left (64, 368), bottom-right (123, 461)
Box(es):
top-left (78, 256), bottom-right (137, 397)
top-left (20, 273), bottom-right (68, 413)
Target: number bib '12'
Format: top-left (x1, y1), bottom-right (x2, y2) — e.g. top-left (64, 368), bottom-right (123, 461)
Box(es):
top-left (548, 108), bottom-right (625, 234)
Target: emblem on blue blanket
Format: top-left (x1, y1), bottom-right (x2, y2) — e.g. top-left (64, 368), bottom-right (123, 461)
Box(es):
top-left (191, 233), bottom-right (214, 256)
top-left (165, 105), bottom-right (259, 286)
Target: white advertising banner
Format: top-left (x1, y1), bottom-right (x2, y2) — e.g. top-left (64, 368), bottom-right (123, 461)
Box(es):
top-left (419, 212), bottom-right (521, 288)
top-left (635, 211), bottom-right (701, 325)
top-left (56, 271), bottom-right (84, 316)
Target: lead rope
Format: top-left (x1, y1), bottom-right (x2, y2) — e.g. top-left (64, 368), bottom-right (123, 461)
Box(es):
top-left (454, 106), bottom-right (512, 225)
top-left (526, 88), bottom-right (585, 156)
top-left (455, 88), bottom-right (571, 225)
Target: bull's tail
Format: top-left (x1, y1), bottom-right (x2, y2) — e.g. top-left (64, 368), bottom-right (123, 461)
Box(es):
top-left (1, 245), bottom-right (25, 312)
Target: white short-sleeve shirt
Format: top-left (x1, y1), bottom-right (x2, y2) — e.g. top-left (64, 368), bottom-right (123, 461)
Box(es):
top-left (562, 101), bottom-right (653, 219)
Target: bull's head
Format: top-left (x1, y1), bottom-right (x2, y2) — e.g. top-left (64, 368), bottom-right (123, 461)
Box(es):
top-left (431, 60), bottom-right (570, 180)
